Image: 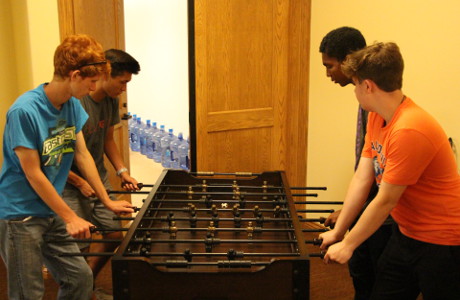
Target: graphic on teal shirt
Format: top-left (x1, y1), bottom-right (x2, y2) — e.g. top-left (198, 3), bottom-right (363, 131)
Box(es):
top-left (42, 119), bottom-right (77, 167)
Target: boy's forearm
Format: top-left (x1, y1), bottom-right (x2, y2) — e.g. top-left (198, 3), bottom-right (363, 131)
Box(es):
top-left (104, 137), bottom-right (127, 173)
top-left (74, 149), bottom-right (111, 205)
top-left (67, 170), bottom-right (87, 188)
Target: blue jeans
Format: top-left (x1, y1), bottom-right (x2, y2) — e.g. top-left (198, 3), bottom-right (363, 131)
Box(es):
top-left (0, 216), bottom-right (93, 300)
top-left (371, 225), bottom-right (460, 300)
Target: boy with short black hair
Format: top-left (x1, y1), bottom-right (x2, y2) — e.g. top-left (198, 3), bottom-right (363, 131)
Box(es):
top-left (63, 48), bottom-right (141, 293)
top-left (319, 27), bottom-right (393, 300)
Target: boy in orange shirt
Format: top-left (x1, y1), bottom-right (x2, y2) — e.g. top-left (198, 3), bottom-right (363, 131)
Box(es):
top-left (320, 42), bottom-right (460, 299)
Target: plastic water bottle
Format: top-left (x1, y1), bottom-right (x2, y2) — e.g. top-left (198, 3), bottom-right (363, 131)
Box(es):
top-left (145, 122), bottom-right (158, 159)
top-left (127, 112), bottom-right (132, 128)
top-left (139, 120), bottom-right (151, 156)
top-left (128, 113), bottom-right (137, 149)
top-left (152, 125), bottom-right (166, 163)
top-left (131, 116), bottom-right (141, 152)
top-left (178, 136), bottom-right (190, 171)
top-left (160, 129), bottom-right (175, 168)
top-left (169, 132), bottom-right (184, 169)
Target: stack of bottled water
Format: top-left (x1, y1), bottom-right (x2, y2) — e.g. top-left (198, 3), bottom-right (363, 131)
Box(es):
top-left (139, 120), bottom-right (152, 156)
top-left (170, 132), bottom-right (184, 169)
top-left (145, 122), bottom-right (158, 159)
top-left (128, 113), bottom-right (137, 150)
top-left (128, 113), bottom-right (190, 171)
top-left (152, 125), bottom-right (166, 163)
top-left (178, 136), bottom-right (190, 170)
top-left (130, 116), bottom-right (142, 152)
top-left (160, 129), bottom-right (175, 168)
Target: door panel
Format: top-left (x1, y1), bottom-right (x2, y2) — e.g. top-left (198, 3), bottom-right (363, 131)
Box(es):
top-left (194, 0), bottom-right (310, 187)
top-left (57, 0), bottom-right (129, 199)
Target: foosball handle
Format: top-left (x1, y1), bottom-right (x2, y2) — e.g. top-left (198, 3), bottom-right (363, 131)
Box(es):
top-left (120, 182), bottom-right (145, 189)
top-left (310, 251), bottom-right (325, 259)
top-left (313, 238), bottom-right (323, 246)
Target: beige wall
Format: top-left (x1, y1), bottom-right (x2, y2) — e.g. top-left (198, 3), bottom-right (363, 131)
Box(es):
top-left (308, 0), bottom-right (460, 213)
top-left (0, 0), bottom-right (18, 163)
top-left (0, 0), bottom-right (59, 163)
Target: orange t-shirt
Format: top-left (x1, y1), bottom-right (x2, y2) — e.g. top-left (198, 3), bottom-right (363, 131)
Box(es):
top-left (362, 98), bottom-right (460, 245)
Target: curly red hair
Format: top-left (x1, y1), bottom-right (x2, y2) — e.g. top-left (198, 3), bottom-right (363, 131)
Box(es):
top-left (53, 34), bottom-right (109, 78)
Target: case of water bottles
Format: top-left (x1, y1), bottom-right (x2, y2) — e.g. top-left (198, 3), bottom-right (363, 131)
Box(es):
top-left (127, 113), bottom-right (190, 171)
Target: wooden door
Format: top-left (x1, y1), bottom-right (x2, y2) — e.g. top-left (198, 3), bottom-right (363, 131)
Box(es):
top-left (194, 0), bottom-right (310, 187)
top-left (57, 0), bottom-right (129, 197)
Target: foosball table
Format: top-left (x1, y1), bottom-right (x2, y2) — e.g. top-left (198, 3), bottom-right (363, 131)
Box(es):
top-left (111, 170), bottom-right (329, 300)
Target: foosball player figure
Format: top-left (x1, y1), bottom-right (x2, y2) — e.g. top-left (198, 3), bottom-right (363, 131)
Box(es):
top-left (184, 249), bottom-right (192, 262)
top-left (272, 195), bottom-right (282, 206)
top-left (208, 221), bottom-right (216, 238)
top-left (273, 205), bottom-right (281, 218)
top-left (211, 204), bottom-right (218, 217)
top-left (204, 232), bottom-right (216, 253)
top-left (201, 180), bottom-right (208, 192)
top-left (204, 195), bottom-right (213, 208)
top-left (189, 214), bottom-right (198, 228)
top-left (232, 204), bottom-right (240, 216)
top-left (247, 221), bottom-right (254, 239)
top-left (187, 186), bottom-right (194, 200)
top-left (140, 233), bottom-right (152, 256)
top-left (227, 249), bottom-right (243, 260)
top-left (232, 180), bottom-right (238, 190)
top-left (166, 212), bottom-right (175, 226)
top-left (140, 246), bottom-right (150, 256)
top-left (211, 217), bottom-right (220, 228)
top-left (169, 221), bottom-right (178, 239)
top-left (253, 205), bottom-right (260, 217)
top-left (262, 180), bottom-right (268, 200)
top-left (188, 203), bottom-right (197, 216)
top-left (256, 212), bottom-right (264, 227)
top-left (186, 203), bottom-right (197, 228)
top-left (238, 194), bottom-right (246, 208)
top-left (233, 187), bottom-right (241, 200)
top-left (233, 204), bottom-right (242, 228)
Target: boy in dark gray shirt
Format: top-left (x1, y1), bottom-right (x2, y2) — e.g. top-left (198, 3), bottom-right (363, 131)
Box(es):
top-left (63, 49), bottom-right (141, 293)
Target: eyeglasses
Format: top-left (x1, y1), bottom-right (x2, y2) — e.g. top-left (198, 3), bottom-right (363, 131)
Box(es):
top-left (77, 61), bottom-right (107, 69)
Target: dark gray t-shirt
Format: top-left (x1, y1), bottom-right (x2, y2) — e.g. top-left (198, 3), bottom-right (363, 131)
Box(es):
top-left (69, 95), bottom-right (120, 187)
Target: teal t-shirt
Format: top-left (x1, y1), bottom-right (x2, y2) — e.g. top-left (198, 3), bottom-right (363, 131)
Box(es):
top-left (0, 84), bottom-right (88, 219)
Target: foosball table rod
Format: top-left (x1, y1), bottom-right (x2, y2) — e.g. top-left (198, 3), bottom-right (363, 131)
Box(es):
top-left (136, 207), bottom-right (335, 214)
top-left (142, 183), bottom-right (326, 191)
top-left (140, 198), bottom-right (341, 206)
top-left (142, 260), bottom-right (275, 268)
top-left (95, 227), bottom-right (328, 235)
top-left (155, 190), bottom-right (319, 197)
top-left (112, 216), bottom-right (323, 223)
top-left (91, 226), bottom-right (297, 233)
top-left (141, 207), bottom-right (291, 213)
top-left (57, 238), bottom-right (301, 244)
top-left (60, 248), bottom-right (325, 259)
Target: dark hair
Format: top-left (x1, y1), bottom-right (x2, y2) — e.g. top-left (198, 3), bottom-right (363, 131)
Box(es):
top-left (319, 27), bottom-right (366, 61)
top-left (104, 49), bottom-right (140, 77)
top-left (342, 42), bottom-right (404, 92)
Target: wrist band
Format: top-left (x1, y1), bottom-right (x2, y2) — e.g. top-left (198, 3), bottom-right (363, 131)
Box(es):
top-left (116, 167), bottom-right (128, 176)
